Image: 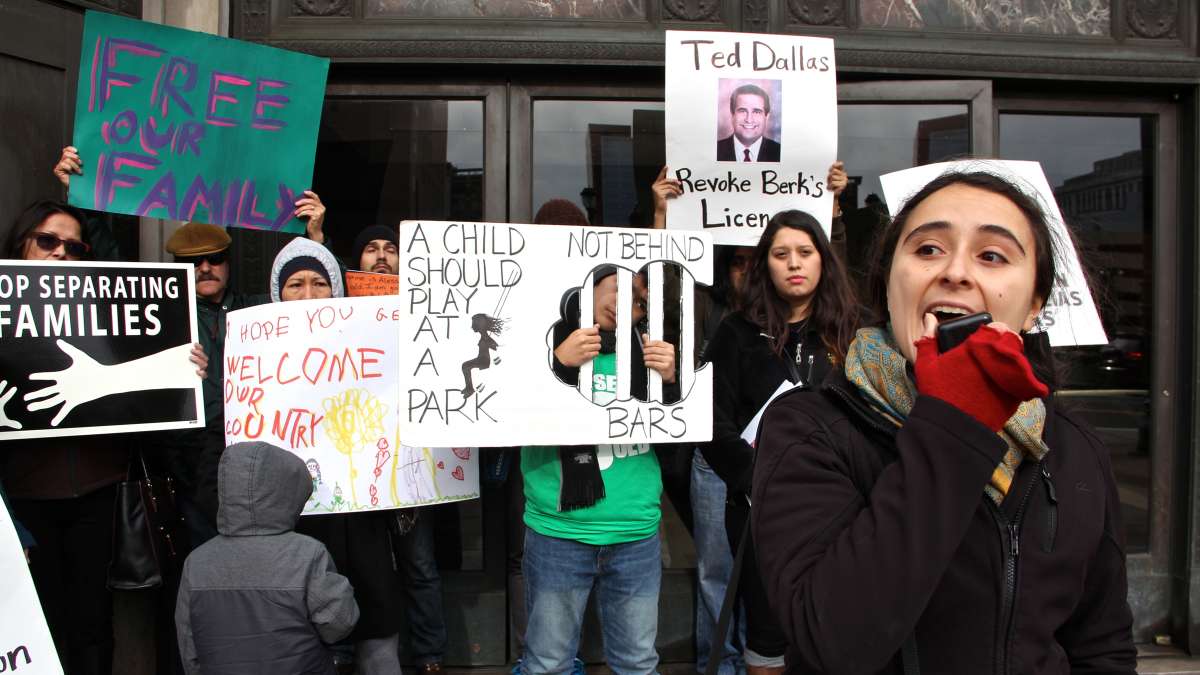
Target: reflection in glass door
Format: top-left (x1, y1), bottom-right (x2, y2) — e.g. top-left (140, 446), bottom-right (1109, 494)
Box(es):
top-left (997, 99), bottom-right (1179, 643)
top-left (1000, 113), bottom-right (1153, 552)
top-left (835, 81), bottom-right (990, 289)
top-left (311, 84), bottom-right (509, 666)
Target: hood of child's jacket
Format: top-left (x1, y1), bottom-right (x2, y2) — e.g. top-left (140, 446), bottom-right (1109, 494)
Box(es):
top-left (217, 441), bottom-right (312, 536)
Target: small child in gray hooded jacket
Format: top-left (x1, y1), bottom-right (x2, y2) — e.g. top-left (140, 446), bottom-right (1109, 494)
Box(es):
top-left (176, 441), bottom-right (359, 675)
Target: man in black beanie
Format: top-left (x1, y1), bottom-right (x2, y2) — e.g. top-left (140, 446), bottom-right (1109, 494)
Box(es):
top-left (353, 225), bottom-right (399, 275)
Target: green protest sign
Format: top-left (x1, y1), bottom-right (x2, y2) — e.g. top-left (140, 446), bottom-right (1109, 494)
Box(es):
top-left (69, 11), bottom-right (329, 234)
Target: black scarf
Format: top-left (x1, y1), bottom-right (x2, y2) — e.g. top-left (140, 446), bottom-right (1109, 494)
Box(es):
top-left (556, 328), bottom-right (619, 511)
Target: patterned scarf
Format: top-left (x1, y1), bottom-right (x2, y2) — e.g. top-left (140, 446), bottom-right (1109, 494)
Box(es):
top-left (843, 327), bottom-right (1048, 504)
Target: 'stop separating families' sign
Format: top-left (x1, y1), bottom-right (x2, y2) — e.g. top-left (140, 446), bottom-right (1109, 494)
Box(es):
top-left (398, 221), bottom-right (714, 447)
top-left (0, 261), bottom-right (203, 441)
top-left (880, 159), bottom-right (1107, 347)
top-left (665, 30), bottom-right (838, 246)
top-left (70, 11), bottom-right (330, 234)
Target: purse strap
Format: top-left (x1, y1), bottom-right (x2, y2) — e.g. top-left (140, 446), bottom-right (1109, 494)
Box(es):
top-left (126, 450), bottom-right (152, 482)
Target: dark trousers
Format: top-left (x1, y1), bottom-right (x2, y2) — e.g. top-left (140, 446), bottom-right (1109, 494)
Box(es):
top-left (398, 510), bottom-right (449, 664)
top-left (14, 486), bottom-right (117, 675)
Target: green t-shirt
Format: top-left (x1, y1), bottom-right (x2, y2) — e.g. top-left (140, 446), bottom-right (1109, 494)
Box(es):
top-left (522, 352), bottom-right (662, 545)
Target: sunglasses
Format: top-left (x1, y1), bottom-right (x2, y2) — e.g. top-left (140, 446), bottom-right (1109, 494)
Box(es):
top-left (27, 231), bottom-right (90, 258)
top-left (175, 251), bottom-right (229, 266)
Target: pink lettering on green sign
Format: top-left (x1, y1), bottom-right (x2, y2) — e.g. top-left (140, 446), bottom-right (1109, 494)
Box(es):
top-left (206, 72), bottom-right (251, 128)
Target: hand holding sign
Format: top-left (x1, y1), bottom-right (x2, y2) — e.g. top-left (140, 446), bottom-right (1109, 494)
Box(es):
top-left (641, 334), bottom-right (677, 385)
top-left (827, 160), bottom-right (847, 216)
top-left (0, 381), bottom-right (23, 430)
top-left (54, 146), bottom-right (83, 189)
top-left (554, 325), bottom-right (602, 368)
top-left (651, 166), bottom-right (683, 230)
top-left (295, 190), bottom-right (327, 243)
top-left (190, 343), bottom-right (208, 378)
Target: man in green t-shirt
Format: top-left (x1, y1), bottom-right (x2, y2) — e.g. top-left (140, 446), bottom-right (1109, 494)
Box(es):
top-left (519, 267), bottom-right (677, 675)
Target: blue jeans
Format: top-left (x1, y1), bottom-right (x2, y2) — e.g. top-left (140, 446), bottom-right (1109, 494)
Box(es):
top-left (691, 449), bottom-right (744, 675)
top-left (522, 528), bottom-right (660, 675)
top-left (398, 510), bottom-right (448, 665)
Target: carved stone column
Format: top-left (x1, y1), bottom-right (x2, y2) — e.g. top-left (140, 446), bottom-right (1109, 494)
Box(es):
top-left (138, 0), bottom-right (226, 262)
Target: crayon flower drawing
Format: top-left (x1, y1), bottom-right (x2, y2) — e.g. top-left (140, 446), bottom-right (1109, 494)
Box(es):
top-left (322, 387), bottom-right (387, 509)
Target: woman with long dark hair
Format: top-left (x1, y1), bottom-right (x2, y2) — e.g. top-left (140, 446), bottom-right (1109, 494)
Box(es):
top-left (700, 209), bottom-right (860, 675)
top-left (1, 199), bottom-right (121, 675)
top-left (3, 198), bottom-right (208, 675)
top-left (752, 171), bottom-right (1135, 673)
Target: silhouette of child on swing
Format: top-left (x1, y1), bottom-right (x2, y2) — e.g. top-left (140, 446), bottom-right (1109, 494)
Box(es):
top-left (461, 313), bottom-right (504, 398)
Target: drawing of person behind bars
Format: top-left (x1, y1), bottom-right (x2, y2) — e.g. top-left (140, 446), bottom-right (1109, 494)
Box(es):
top-left (461, 313), bottom-right (505, 398)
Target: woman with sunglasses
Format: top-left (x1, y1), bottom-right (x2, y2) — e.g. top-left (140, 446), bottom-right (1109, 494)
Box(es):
top-left (699, 209), bottom-right (860, 675)
top-left (6, 200), bottom-right (92, 261)
top-left (2, 199), bottom-right (207, 675)
top-left (1, 200), bottom-right (130, 674)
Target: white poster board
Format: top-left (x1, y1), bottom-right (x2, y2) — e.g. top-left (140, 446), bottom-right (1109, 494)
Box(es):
top-left (398, 221), bottom-right (714, 447)
top-left (0, 505), bottom-right (63, 675)
top-left (880, 159), bottom-right (1107, 347)
top-left (665, 30), bottom-right (838, 246)
top-left (224, 296), bottom-right (479, 515)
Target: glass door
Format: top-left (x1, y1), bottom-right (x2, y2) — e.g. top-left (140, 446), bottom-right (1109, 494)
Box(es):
top-left (996, 97), bottom-right (1181, 644)
top-left (835, 80), bottom-right (992, 289)
top-left (509, 82), bottom-right (702, 662)
top-left (309, 81), bottom-right (510, 666)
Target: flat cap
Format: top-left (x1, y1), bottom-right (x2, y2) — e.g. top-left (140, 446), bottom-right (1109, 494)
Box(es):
top-left (165, 222), bottom-right (232, 256)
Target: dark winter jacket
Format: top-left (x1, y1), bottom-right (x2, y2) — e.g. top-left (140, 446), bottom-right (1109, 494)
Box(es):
top-left (176, 441), bottom-right (359, 675)
top-left (700, 313), bottom-right (833, 497)
top-left (751, 368), bottom-right (1136, 675)
top-left (295, 511), bottom-right (403, 641)
top-left (149, 290), bottom-right (267, 520)
top-left (196, 290), bottom-right (269, 433)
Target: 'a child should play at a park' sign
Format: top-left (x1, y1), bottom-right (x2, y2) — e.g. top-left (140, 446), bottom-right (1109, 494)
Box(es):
top-left (398, 221), bottom-right (714, 447)
top-left (665, 31), bottom-right (838, 246)
top-left (69, 10), bottom-right (329, 234)
top-left (223, 296), bottom-right (479, 515)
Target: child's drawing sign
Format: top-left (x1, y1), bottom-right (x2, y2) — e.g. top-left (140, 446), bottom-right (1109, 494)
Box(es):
top-left (223, 296), bottom-right (479, 515)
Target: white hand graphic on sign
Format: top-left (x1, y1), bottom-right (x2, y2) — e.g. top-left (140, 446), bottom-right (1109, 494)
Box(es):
top-left (25, 340), bottom-right (200, 427)
top-left (25, 341), bottom-right (109, 426)
top-left (0, 380), bottom-right (23, 430)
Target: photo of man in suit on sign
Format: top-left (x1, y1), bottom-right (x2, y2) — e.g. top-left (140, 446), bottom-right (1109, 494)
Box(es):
top-left (716, 82), bottom-right (781, 163)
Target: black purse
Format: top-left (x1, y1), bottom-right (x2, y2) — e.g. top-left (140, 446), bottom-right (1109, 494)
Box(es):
top-left (107, 452), bottom-right (189, 590)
